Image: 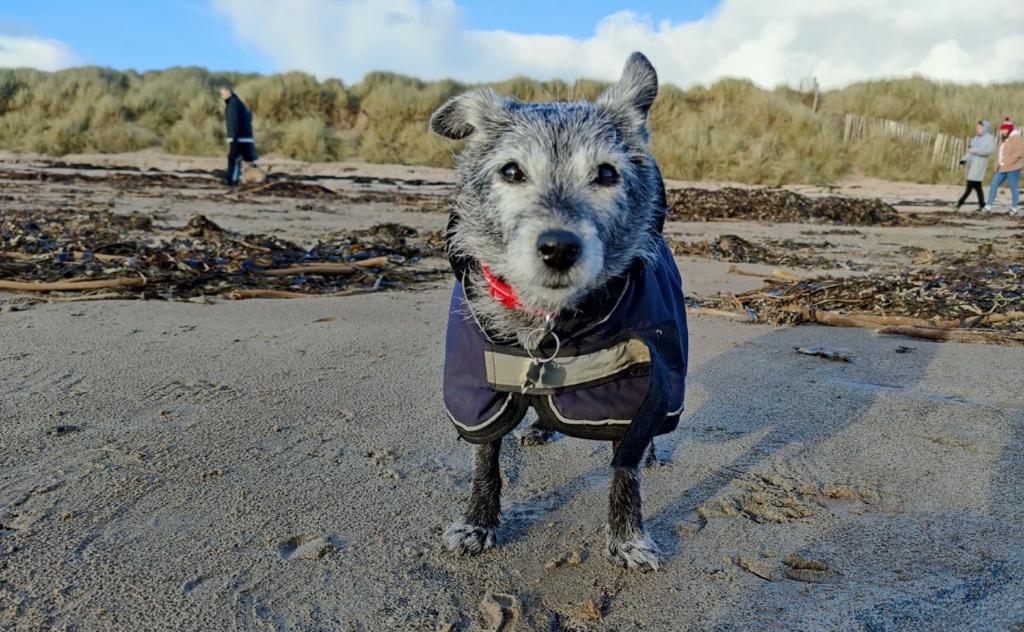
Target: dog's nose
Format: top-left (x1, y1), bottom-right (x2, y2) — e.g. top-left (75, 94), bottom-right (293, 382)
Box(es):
top-left (536, 229), bottom-right (582, 271)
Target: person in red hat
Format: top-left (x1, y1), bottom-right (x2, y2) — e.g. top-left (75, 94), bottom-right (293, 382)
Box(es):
top-left (986, 117), bottom-right (1022, 216)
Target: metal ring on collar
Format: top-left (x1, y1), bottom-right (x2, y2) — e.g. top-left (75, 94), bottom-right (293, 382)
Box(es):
top-left (525, 328), bottom-right (560, 363)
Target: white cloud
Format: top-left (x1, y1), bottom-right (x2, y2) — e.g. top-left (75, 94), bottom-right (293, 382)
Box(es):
top-left (211, 0), bottom-right (1024, 88)
top-left (0, 35), bottom-right (79, 71)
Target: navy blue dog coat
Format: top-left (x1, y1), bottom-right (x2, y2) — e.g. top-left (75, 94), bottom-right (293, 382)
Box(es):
top-left (442, 235), bottom-right (689, 468)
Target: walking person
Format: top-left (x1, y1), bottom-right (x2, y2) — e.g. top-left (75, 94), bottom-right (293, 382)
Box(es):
top-left (220, 84), bottom-right (258, 186)
top-left (985, 117), bottom-right (1022, 216)
top-left (955, 120), bottom-right (995, 211)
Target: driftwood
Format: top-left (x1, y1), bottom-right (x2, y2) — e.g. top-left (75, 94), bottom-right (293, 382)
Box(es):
top-left (0, 277), bottom-right (146, 292)
top-left (45, 292), bottom-right (133, 303)
top-left (235, 239), bottom-right (272, 253)
top-left (0, 256), bottom-right (392, 298)
top-left (795, 308), bottom-right (1024, 331)
top-left (259, 257), bottom-right (389, 277)
top-left (228, 287), bottom-right (383, 300)
top-left (688, 307), bottom-right (752, 320)
top-left (795, 309), bottom-right (877, 329)
top-left (799, 309), bottom-right (1024, 346)
top-left (875, 325), bottom-right (1024, 346)
top-left (690, 304), bottom-right (1024, 346)
top-left (228, 289), bottom-right (314, 300)
top-left (244, 180), bottom-right (335, 197)
top-left (728, 265), bottom-right (804, 282)
top-left (2, 208), bottom-right (443, 301)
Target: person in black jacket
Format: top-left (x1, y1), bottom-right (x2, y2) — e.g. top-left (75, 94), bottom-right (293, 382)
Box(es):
top-left (219, 84), bottom-right (258, 185)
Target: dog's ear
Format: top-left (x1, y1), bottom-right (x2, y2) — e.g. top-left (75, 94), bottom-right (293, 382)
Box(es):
top-left (597, 52), bottom-right (658, 121)
top-left (430, 89), bottom-right (505, 140)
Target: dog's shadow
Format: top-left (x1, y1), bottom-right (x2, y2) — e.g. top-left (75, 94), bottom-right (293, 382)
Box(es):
top-left (498, 424), bottom-right (611, 544)
top-left (649, 325), bottom-right (938, 561)
top-left (498, 323), bottom-right (938, 562)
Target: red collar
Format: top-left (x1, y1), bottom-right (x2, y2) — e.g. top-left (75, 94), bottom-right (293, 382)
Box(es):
top-left (480, 263), bottom-right (521, 310)
top-left (479, 263), bottom-right (559, 325)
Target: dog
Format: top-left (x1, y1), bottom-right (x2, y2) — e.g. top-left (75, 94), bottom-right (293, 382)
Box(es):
top-left (431, 52), bottom-right (688, 572)
top-left (239, 161), bottom-right (267, 184)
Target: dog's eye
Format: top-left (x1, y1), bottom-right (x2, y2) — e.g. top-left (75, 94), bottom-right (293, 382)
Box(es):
top-left (500, 162), bottom-right (526, 183)
top-left (595, 163), bottom-right (619, 187)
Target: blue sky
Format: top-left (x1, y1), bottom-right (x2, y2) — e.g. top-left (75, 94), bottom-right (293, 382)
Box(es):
top-left (1, 1), bottom-right (1020, 87)
top-left (0, 0), bottom-right (718, 73)
top-left (2, 1), bottom-right (261, 72)
top-left (458, 1), bottom-right (718, 38)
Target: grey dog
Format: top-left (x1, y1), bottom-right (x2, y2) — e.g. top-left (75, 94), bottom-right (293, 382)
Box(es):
top-left (431, 52), bottom-right (689, 572)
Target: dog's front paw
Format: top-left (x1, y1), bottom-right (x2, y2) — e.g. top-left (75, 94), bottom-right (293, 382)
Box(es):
top-left (605, 532), bottom-right (660, 572)
top-left (444, 522), bottom-right (497, 556)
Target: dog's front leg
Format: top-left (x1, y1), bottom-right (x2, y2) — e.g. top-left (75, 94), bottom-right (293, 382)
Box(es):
top-left (444, 439), bottom-right (502, 555)
top-left (605, 444), bottom-right (660, 571)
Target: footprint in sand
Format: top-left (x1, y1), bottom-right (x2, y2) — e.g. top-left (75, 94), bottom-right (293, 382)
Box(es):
top-left (479, 592), bottom-right (522, 632)
top-left (276, 535), bottom-right (340, 561)
top-left (181, 576), bottom-right (206, 596)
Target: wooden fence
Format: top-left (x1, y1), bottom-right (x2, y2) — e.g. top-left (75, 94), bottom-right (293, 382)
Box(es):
top-left (832, 112), bottom-right (970, 171)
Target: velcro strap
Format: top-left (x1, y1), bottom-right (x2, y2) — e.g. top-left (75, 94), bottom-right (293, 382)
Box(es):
top-left (611, 329), bottom-right (673, 468)
top-left (484, 338), bottom-right (651, 395)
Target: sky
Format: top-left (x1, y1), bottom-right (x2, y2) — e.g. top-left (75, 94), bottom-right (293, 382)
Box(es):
top-left (1, 0), bottom-right (1022, 88)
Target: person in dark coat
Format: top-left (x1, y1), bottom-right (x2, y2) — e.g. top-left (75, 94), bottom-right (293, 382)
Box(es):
top-left (219, 84), bottom-right (258, 185)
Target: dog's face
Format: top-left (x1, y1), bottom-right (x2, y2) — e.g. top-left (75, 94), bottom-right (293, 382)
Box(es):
top-left (432, 53), bottom-right (664, 314)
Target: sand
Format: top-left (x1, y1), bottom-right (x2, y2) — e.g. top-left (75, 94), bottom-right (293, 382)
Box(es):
top-left (1, 153), bottom-right (1022, 631)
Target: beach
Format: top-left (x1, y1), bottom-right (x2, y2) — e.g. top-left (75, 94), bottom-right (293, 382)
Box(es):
top-left (1, 153), bottom-right (1022, 630)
